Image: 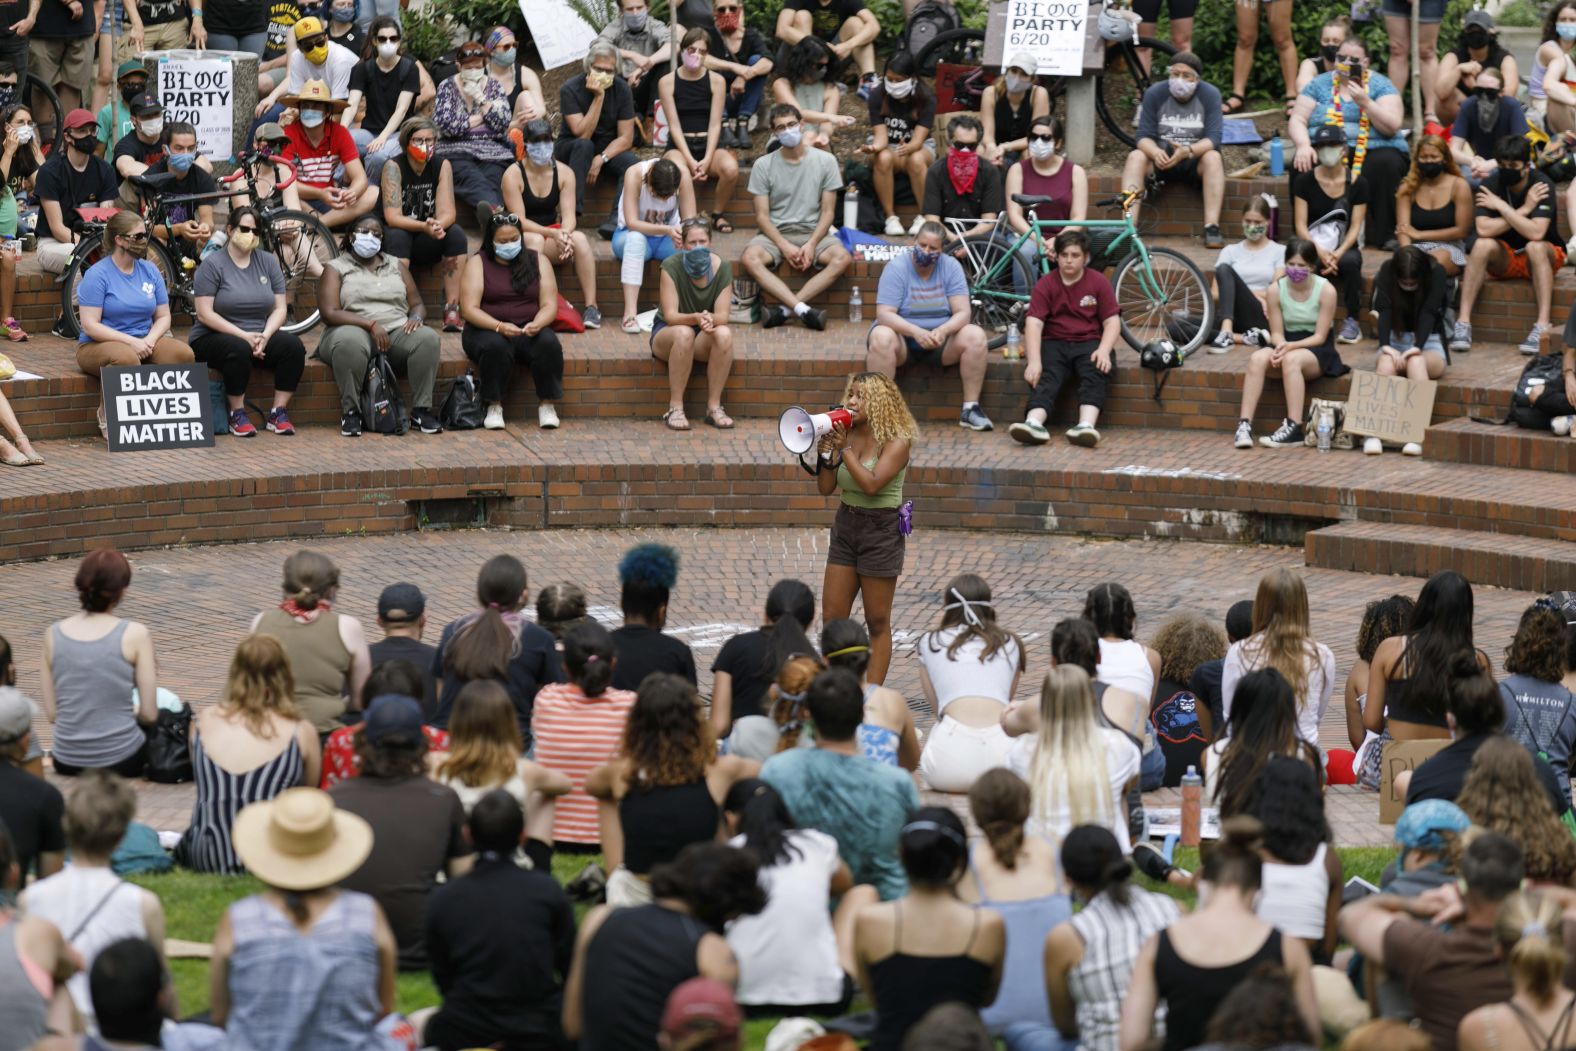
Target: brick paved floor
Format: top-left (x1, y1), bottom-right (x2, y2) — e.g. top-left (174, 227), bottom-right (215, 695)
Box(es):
top-left (7, 527), bottom-right (1542, 845)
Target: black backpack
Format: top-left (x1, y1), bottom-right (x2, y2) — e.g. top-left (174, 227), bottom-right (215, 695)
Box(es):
top-left (440, 371), bottom-right (486, 430)
top-left (143, 703), bottom-right (193, 784)
top-left (905, 1), bottom-right (959, 63)
top-left (362, 354), bottom-right (407, 435)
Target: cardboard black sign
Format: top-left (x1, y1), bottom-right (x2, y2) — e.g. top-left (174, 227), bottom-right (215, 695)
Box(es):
top-left (102, 364), bottom-right (215, 452)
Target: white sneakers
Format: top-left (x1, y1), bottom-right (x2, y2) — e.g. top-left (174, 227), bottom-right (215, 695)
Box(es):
top-left (1365, 437), bottom-right (1423, 456)
top-left (483, 404), bottom-right (505, 430)
top-left (907, 215), bottom-right (926, 236)
top-left (883, 215), bottom-right (905, 236)
top-left (538, 404), bottom-right (560, 429)
top-left (1554, 415), bottom-right (1575, 436)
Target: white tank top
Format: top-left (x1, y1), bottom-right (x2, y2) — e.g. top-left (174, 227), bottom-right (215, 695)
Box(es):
top-left (1097, 638), bottom-right (1155, 703)
top-left (917, 625), bottom-right (1021, 712)
top-left (24, 865), bottom-right (147, 1024)
top-left (1256, 842), bottom-right (1330, 942)
top-left (613, 160), bottom-right (680, 232)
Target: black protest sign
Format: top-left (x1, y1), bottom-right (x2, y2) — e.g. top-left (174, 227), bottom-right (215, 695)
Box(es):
top-left (102, 364), bottom-right (215, 452)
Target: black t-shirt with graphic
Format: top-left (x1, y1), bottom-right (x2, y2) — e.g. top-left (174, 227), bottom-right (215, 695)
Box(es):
top-left (142, 158), bottom-right (217, 224)
top-left (393, 151), bottom-right (441, 222)
top-left (263, 1), bottom-right (303, 62)
top-left (139, 0), bottom-right (191, 26)
top-left (867, 83), bottom-right (935, 147)
top-left (112, 131), bottom-right (167, 173)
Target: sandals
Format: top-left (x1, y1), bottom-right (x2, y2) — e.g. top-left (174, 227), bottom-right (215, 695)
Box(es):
top-left (15, 435), bottom-right (41, 465)
top-left (711, 212), bottom-right (734, 234)
top-left (1222, 92), bottom-right (1246, 115)
top-left (621, 315), bottom-right (640, 335)
top-left (662, 407), bottom-right (691, 431)
top-left (705, 406), bottom-right (734, 429)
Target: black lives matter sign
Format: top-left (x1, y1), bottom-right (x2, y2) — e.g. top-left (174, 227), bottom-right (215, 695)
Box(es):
top-left (102, 365), bottom-right (215, 452)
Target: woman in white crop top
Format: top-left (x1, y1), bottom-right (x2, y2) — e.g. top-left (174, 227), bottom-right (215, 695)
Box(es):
top-left (1085, 583), bottom-right (1165, 790)
top-left (916, 574), bottom-right (1024, 792)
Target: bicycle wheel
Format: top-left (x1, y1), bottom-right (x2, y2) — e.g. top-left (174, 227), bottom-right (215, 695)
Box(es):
top-left (263, 208), bottom-right (339, 334)
top-left (1096, 37), bottom-right (1177, 149)
top-left (25, 74), bottom-right (64, 157)
top-left (60, 234), bottom-right (179, 338)
top-left (1110, 246), bottom-right (1213, 356)
top-left (944, 232), bottom-right (1038, 350)
top-left (915, 27), bottom-right (986, 78)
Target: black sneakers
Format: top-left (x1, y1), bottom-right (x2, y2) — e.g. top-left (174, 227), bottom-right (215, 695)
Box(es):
top-left (1259, 418), bottom-right (1305, 448)
top-left (340, 409), bottom-right (362, 437)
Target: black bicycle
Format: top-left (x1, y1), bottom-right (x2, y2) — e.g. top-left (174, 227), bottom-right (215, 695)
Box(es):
top-left (23, 73), bottom-right (65, 156)
top-left (58, 152), bottom-right (339, 337)
top-left (914, 28), bottom-right (1177, 148)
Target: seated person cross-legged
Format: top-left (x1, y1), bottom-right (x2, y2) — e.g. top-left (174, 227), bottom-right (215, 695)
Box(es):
top-left (1232, 237), bottom-right (1346, 451)
top-left (380, 117), bottom-right (468, 335)
top-left (1122, 51), bottom-right (1225, 248)
top-left (1397, 133), bottom-right (1473, 277)
top-left (1368, 245), bottom-right (1449, 456)
top-left (921, 114), bottom-right (1003, 243)
top-left (432, 41), bottom-right (514, 221)
top-left (35, 109), bottom-right (117, 277)
top-left (1008, 230), bottom-right (1120, 449)
top-left (280, 79), bottom-right (380, 230)
top-left (1451, 135), bottom-right (1565, 356)
top-left (741, 103), bottom-right (851, 331)
top-left (316, 214), bottom-right (444, 439)
top-left (504, 118), bottom-right (601, 330)
top-left (652, 217), bottom-right (736, 432)
top-left (865, 220), bottom-right (991, 433)
top-left (75, 211), bottom-right (196, 439)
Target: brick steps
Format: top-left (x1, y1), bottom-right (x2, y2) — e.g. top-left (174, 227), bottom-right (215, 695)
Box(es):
top-left (1305, 520), bottom-right (1576, 592)
top-left (1424, 416), bottom-right (1576, 475)
top-left (4, 421), bottom-right (1572, 585)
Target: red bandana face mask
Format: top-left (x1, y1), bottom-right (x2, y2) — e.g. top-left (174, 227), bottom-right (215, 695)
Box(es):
top-left (947, 146), bottom-right (980, 196)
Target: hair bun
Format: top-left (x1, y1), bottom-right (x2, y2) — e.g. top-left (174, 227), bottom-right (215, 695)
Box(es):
top-left (1218, 814), bottom-right (1264, 850)
top-left (1448, 649), bottom-right (1482, 679)
top-left (1102, 856), bottom-right (1133, 884)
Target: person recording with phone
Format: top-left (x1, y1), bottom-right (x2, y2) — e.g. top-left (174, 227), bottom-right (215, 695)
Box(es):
top-left (813, 372), bottom-right (917, 687)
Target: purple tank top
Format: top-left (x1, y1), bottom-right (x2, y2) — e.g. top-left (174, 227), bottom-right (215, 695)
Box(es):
top-left (1017, 157), bottom-right (1073, 222)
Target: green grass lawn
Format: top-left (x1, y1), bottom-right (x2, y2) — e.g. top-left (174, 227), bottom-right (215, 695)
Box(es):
top-left (133, 846), bottom-right (1400, 1049)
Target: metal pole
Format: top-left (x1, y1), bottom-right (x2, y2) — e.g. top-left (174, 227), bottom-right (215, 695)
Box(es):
top-left (1411, 0), bottom-right (1423, 135)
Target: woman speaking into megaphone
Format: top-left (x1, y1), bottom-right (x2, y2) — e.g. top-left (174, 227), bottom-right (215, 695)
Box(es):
top-left (813, 372), bottom-right (918, 686)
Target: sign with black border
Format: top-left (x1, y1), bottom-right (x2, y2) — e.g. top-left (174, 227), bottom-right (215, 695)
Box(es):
top-left (103, 364), bottom-right (214, 452)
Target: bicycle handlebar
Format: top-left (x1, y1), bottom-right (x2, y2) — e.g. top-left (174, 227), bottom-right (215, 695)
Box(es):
top-left (222, 152), bottom-right (296, 191)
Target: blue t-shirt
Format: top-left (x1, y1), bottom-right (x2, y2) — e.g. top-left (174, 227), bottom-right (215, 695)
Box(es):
top-left (760, 746), bottom-right (919, 901)
top-left (876, 252), bottom-right (967, 328)
top-left (75, 257), bottom-right (168, 344)
top-left (1300, 71), bottom-right (1409, 153)
top-left (1451, 97), bottom-right (1530, 162)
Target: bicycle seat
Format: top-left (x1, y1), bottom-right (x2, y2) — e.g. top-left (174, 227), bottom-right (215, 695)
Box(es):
top-left (1011, 194), bottom-right (1055, 208)
top-left (130, 172), bottom-right (180, 193)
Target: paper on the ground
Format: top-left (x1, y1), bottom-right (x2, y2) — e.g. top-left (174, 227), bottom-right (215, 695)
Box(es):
top-left (522, 0), bottom-right (599, 71)
top-left (1144, 806), bottom-right (1221, 840)
top-left (6, 369), bottom-right (40, 381)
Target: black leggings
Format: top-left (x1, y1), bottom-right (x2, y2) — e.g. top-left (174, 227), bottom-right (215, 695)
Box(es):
top-left (460, 325), bottom-right (566, 403)
top-left (53, 743), bottom-right (147, 778)
top-left (1215, 264), bottom-right (1269, 333)
top-left (190, 331), bottom-right (307, 397)
top-left (1328, 247), bottom-right (1364, 320)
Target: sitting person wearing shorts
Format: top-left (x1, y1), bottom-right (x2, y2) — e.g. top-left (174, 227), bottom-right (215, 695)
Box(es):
top-left (1452, 134), bottom-right (1565, 356)
top-left (1008, 230), bottom-right (1120, 449)
top-left (381, 117), bottom-right (468, 333)
top-left (652, 217), bottom-right (735, 432)
top-left (1121, 51), bottom-right (1225, 248)
top-left (1368, 245), bottom-right (1448, 456)
top-left (741, 103), bottom-right (851, 332)
top-left (865, 220), bottom-right (991, 432)
top-left (279, 79), bottom-right (380, 230)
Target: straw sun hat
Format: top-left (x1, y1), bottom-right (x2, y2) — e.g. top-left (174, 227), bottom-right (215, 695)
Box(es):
top-left (232, 787), bottom-right (373, 891)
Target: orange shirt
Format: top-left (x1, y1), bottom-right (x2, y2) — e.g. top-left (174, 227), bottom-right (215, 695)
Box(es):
top-left (531, 681), bottom-right (637, 844)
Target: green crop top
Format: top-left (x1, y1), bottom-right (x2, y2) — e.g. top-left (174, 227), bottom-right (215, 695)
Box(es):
top-left (1276, 274), bottom-right (1328, 333)
top-left (837, 454), bottom-right (905, 509)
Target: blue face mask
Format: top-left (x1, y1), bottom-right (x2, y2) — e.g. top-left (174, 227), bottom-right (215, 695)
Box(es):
top-left (494, 239), bottom-right (522, 261)
top-left (526, 141), bottom-right (554, 166)
top-left (913, 248), bottom-right (940, 268)
top-left (681, 245), bottom-right (711, 279)
top-left (1561, 22), bottom-right (1576, 39)
top-left (299, 108), bottom-right (326, 129)
top-left (168, 151), bottom-right (196, 174)
top-left (491, 47), bottom-right (517, 67)
top-left (330, 4), bottom-right (355, 21)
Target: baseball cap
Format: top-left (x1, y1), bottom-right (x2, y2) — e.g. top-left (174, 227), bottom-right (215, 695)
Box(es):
top-left (1395, 799), bottom-right (1470, 853)
top-left (0, 686), bottom-right (33, 744)
top-left (129, 93), bottom-right (163, 116)
top-left (660, 978), bottom-right (742, 1045)
top-left (377, 583), bottom-right (426, 623)
top-left (361, 694), bottom-right (425, 745)
top-left (294, 16), bottom-right (326, 40)
top-left (1311, 123), bottom-right (1347, 148)
top-left (255, 121), bottom-right (290, 144)
top-left (116, 59), bottom-right (146, 82)
top-left (1006, 50), bottom-right (1038, 76)
top-left (62, 108), bottom-right (96, 132)
top-left (1463, 9), bottom-right (1495, 30)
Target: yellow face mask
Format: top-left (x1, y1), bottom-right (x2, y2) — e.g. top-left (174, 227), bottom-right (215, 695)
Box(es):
top-left (304, 44), bottom-right (330, 65)
top-left (587, 69), bottom-right (614, 90)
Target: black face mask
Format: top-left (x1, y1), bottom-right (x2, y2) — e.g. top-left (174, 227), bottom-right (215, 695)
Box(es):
top-left (1416, 161), bottom-right (1445, 179)
top-left (120, 81), bottom-right (146, 104)
top-left (1503, 166), bottom-right (1527, 187)
top-left (1464, 29), bottom-right (1489, 49)
top-left (67, 133), bottom-right (95, 154)
top-left (1320, 44), bottom-right (1339, 64)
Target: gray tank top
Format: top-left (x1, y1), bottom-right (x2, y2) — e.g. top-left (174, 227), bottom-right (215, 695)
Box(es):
top-left (50, 620), bottom-right (142, 768)
top-left (0, 919), bottom-right (49, 1051)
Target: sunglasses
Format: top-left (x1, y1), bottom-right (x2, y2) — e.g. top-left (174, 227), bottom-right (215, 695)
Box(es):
top-left (120, 231), bottom-right (148, 242)
top-left (1029, 132), bottom-right (1056, 143)
top-left (376, 33), bottom-right (400, 42)
top-left (234, 225), bottom-right (259, 233)
top-left (300, 34), bottom-right (328, 48)
top-left (489, 212), bottom-right (522, 227)
top-left (952, 140), bottom-right (978, 150)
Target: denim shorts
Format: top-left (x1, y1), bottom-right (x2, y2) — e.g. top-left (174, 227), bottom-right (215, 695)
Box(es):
top-left (1381, 0), bottom-right (1446, 23)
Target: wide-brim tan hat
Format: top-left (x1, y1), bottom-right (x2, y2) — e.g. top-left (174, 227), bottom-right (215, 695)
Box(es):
top-left (281, 78), bottom-right (349, 113)
top-left (232, 787), bottom-right (373, 891)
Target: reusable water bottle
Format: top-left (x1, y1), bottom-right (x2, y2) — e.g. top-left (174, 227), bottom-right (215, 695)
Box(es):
top-left (1180, 765), bottom-right (1202, 847)
top-left (849, 285), bottom-right (863, 323)
top-left (844, 184), bottom-right (858, 229)
top-left (1269, 130), bottom-right (1284, 178)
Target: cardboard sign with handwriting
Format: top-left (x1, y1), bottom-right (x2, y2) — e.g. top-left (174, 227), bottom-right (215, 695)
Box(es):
top-left (1379, 738), bottom-right (1450, 824)
top-left (1344, 372), bottom-right (1437, 446)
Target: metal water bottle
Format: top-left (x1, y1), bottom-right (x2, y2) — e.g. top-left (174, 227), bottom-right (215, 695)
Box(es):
top-left (1269, 129), bottom-right (1284, 177)
top-left (1180, 765), bottom-right (1202, 847)
top-left (844, 183), bottom-right (858, 229)
top-left (1264, 193), bottom-right (1280, 242)
top-left (849, 285), bottom-right (863, 323)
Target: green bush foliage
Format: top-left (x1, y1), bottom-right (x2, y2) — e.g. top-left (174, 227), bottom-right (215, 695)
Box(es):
top-left (743, 0), bottom-right (987, 52)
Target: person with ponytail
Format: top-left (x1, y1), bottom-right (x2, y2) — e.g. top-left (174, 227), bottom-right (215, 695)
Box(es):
top-left (1119, 816), bottom-right (1319, 1051)
top-left (1083, 583), bottom-right (1166, 790)
top-left (1045, 825), bottom-right (1180, 1051)
top-left (915, 573), bottom-right (1024, 793)
top-left (852, 807), bottom-right (1006, 1051)
top-left (722, 778), bottom-right (875, 1015)
top-left (822, 618), bottom-right (920, 770)
top-left (1459, 891), bottom-right (1576, 1051)
top-left (612, 542), bottom-right (698, 692)
top-left (251, 549), bottom-right (372, 736)
top-left (42, 548), bottom-right (158, 778)
top-left (431, 553), bottom-right (563, 748)
top-left (958, 768), bottom-right (1069, 1048)
top-left (533, 621), bottom-right (638, 849)
top-left (711, 579), bottom-right (816, 737)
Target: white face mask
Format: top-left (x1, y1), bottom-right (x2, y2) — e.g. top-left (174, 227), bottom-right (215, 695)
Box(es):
top-left (459, 67), bottom-right (486, 85)
top-left (1004, 73), bottom-right (1028, 93)
top-left (1316, 145), bottom-right (1346, 167)
top-left (884, 77), bottom-right (914, 99)
top-left (12, 124), bottom-right (32, 144)
top-left (1028, 138), bottom-right (1055, 160)
top-left (377, 42), bottom-right (399, 60)
top-left (140, 118), bottom-right (163, 138)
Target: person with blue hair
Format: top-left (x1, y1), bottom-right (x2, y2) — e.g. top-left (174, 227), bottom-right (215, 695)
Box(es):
top-left (611, 543), bottom-right (697, 692)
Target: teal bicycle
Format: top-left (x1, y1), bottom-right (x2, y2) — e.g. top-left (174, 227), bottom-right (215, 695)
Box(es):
top-left (942, 190), bottom-right (1214, 356)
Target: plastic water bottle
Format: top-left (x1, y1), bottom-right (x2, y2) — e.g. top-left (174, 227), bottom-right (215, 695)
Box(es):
top-left (200, 230), bottom-right (227, 262)
top-left (849, 285), bottom-right (863, 323)
top-left (1269, 130), bottom-right (1284, 178)
top-left (1316, 406), bottom-right (1334, 452)
top-left (843, 184), bottom-right (858, 229)
top-left (1180, 765), bottom-right (1202, 847)
top-left (1004, 325), bottom-right (1021, 360)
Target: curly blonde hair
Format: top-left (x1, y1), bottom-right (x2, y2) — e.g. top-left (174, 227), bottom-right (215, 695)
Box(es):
top-left (1152, 613), bottom-right (1227, 683)
top-left (843, 372), bottom-right (919, 449)
top-left (1458, 736), bottom-right (1576, 884)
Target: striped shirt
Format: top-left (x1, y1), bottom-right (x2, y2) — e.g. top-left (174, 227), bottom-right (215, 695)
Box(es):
top-left (176, 730), bottom-right (304, 875)
top-left (531, 682), bottom-right (637, 845)
top-left (1066, 888), bottom-right (1181, 1051)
